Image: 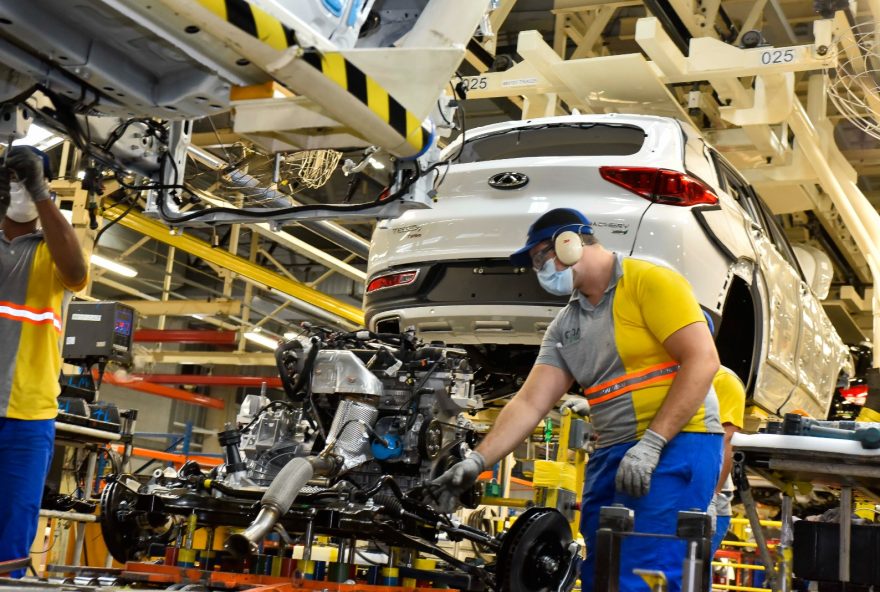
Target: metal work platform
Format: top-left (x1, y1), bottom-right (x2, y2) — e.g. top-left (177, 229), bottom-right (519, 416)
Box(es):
top-left (0, 561), bottom-right (458, 592)
top-left (733, 431), bottom-right (880, 590)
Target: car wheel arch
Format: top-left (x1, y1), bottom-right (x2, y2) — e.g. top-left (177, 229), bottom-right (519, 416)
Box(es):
top-left (714, 259), bottom-right (763, 397)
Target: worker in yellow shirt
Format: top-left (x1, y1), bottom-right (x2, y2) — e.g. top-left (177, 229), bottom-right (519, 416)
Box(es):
top-left (0, 147), bottom-right (88, 576)
top-left (431, 209), bottom-right (723, 592)
top-left (709, 355), bottom-right (747, 556)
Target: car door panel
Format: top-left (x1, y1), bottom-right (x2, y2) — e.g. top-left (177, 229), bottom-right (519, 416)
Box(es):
top-left (756, 237), bottom-right (802, 383)
top-left (796, 282), bottom-right (847, 416)
top-left (795, 283), bottom-right (822, 400)
top-left (712, 160), bottom-right (805, 412)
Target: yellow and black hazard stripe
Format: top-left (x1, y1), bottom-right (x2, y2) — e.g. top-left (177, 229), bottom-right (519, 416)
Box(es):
top-left (196, 0), bottom-right (432, 156)
top-left (197, 0), bottom-right (297, 50)
top-left (301, 50), bottom-right (432, 155)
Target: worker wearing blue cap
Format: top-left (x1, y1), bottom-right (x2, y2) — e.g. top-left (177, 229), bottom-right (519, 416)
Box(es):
top-left (431, 208), bottom-right (723, 592)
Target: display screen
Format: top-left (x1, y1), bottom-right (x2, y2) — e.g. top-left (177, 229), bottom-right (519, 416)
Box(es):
top-left (114, 307), bottom-right (133, 337)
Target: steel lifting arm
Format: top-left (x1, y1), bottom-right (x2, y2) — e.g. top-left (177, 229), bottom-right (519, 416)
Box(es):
top-left (731, 452), bottom-right (779, 590)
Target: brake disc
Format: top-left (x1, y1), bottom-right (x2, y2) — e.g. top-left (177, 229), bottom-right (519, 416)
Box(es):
top-left (100, 478), bottom-right (177, 562)
top-left (495, 507), bottom-right (577, 592)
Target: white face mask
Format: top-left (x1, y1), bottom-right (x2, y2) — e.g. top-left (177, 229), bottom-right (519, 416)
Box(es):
top-left (5, 182), bottom-right (38, 223)
top-left (536, 258), bottom-right (574, 296)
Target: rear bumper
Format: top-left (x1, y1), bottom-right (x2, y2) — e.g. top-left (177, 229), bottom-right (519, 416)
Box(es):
top-left (364, 259), bottom-right (568, 344)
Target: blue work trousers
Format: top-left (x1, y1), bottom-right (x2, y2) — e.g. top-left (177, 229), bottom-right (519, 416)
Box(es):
top-left (711, 515), bottom-right (731, 558)
top-left (580, 432), bottom-right (722, 592)
top-left (0, 418), bottom-right (55, 578)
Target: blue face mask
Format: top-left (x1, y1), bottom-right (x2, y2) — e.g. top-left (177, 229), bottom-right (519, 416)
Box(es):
top-left (536, 258), bottom-right (573, 296)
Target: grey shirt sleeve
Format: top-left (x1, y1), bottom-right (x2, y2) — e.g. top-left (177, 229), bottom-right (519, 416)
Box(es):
top-left (535, 316), bottom-right (571, 373)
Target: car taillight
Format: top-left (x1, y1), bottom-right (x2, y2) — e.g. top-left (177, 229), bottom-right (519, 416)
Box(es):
top-left (366, 270), bottom-right (419, 293)
top-left (599, 167), bottom-right (719, 206)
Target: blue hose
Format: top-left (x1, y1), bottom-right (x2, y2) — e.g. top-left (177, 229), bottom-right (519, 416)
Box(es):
top-left (399, 120), bottom-right (437, 161)
top-left (322, 0), bottom-right (343, 17)
top-left (347, 0), bottom-right (363, 27)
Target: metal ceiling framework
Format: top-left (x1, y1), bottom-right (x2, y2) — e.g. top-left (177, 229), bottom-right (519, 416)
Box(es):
top-left (457, 0), bottom-right (880, 356)
top-left (100, 201), bottom-right (364, 326)
top-left (41, 0), bottom-right (879, 403)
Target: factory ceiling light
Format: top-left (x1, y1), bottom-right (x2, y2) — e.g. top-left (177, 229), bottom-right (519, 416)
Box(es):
top-left (13, 123), bottom-right (63, 151)
top-left (243, 330), bottom-right (280, 350)
top-left (90, 254), bottom-right (138, 278)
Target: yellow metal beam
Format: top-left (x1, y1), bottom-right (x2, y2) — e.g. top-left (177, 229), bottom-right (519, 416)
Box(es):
top-left (135, 351), bottom-right (277, 366)
top-left (101, 204), bottom-right (365, 326)
top-left (117, 299), bottom-right (242, 317)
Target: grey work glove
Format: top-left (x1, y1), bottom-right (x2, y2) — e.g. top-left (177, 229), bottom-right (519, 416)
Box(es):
top-left (560, 398), bottom-right (591, 416)
top-left (707, 492), bottom-right (719, 533)
top-left (615, 429), bottom-right (667, 497)
top-left (712, 491), bottom-right (732, 518)
top-left (428, 451), bottom-right (485, 514)
top-left (7, 147), bottom-right (50, 201)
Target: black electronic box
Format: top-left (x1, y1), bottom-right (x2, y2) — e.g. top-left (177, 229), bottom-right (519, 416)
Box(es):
top-left (62, 301), bottom-right (135, 365)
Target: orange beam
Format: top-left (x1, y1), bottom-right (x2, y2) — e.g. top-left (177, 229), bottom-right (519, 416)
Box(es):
top-left (112, 445), bottom-right (223, 467)
top-left (100, 371), bottom-right (225, 409)
top-left (134, 329), bottom-right (238, 345)
top-left (131, 374), bottom-right (282, 388)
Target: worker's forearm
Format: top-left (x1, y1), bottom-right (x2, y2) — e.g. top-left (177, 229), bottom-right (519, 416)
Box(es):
top-left (475, 394), bottom-right (549, 467)
top-left (716, 449), bottom-right (733, 493)
top-left (648, 354), bottom-right (719, 441)
top-left (716, 427), bottom-right (737, 492)
top-left (36, 199), bottom-right (87, 287)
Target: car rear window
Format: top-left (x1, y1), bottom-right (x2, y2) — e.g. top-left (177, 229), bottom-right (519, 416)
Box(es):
top-left (456, 123), bottom-right (646, 163)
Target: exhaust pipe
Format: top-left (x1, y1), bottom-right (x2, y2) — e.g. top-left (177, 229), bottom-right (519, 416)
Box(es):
top-left (225, 456), bottom-right (335, 557)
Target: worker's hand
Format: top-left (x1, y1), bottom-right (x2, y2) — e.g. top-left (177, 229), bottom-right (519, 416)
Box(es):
top-left (614, 429), bottom-right (667, 497)
top-left (560, 398), bottom-right (591, 417)
top-left (427, 451), bottom-right (485, 514)
top-left (6, 147), bottom-right (50, 201)
top-left (707, 492), bottom-right (718, 533)
top-left (711, 491), bottom-right (731, 519)
top-left (0, 166), bottom-right (9, 219)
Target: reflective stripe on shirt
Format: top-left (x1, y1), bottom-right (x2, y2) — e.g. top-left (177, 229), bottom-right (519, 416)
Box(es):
top-left (584, 361), bottom-right (680, 405)
top-left (536, 255), bottom-right (722, 447)
top-left (0, 301), bottom-right (62, 332)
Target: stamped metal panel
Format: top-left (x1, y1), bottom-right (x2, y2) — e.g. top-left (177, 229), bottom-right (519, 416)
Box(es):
top-left (797, 278), bottom-right (851, 417)
top-left (310, 351), bottom-right (383, 397)
top-left (0, 0), bottom-right (252, 118)
top-left (795, 286), bottom-right (823, 404)
top-left (758, 243), bottom-right (801, 383)
top-left (811, 300), bottom-right (850, 415)
top-left (747, 227), bottom-right (805, 415)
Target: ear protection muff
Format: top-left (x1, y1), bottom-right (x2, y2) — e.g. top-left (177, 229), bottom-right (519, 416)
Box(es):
top-left (553, 224), bottom-right (589, 266)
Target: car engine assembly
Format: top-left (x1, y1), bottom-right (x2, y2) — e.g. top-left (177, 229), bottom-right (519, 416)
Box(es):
top-left (99, 327), bottom-right (580, 592)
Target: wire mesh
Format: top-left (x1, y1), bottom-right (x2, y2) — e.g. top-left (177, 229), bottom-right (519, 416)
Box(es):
top-left (827, 19), bottom-right (880, 140)
top-left (186, 146), bottom-right (342, 209)
top-left (285, 149), bottom-right (342, 189)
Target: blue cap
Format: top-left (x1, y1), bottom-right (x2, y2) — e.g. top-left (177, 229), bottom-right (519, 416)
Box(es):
top-left (510, 208), bottom-right (592, 267)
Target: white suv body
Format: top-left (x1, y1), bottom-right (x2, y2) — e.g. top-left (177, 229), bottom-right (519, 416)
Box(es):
top-left (365, 114), bottom-right (850, 419)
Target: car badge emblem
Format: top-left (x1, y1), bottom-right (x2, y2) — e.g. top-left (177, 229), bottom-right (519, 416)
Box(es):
top-left (488, 171), bottom-right (529, 190)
